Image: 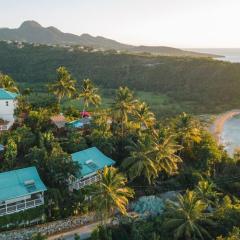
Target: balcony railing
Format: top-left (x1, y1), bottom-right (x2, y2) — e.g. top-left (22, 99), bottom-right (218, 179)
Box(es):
top-left (0, 125), bottom-right (8, 131)
top-left (73, 174), bottom-right (100, 190)
top-left (0, 198), bottom-right (44, 216)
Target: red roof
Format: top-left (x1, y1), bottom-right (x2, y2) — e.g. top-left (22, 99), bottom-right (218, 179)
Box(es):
top-left (81, 111), bottom-right (90, 118)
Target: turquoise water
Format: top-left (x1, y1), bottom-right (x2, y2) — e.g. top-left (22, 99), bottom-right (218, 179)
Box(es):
top-left (66, 119), bottom-right (84, 128)
top-left (221, 115), bottom-right (240, 155)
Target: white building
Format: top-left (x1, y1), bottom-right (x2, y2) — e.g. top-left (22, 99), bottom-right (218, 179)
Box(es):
top-left (69, 147), bottom-right (115, 190)
top-left (0, 88), bottom-right (18, 131)
top-left (0, 167), bottom-right (47, 216)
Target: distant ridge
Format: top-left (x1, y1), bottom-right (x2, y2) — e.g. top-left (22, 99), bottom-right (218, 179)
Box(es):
top-left (0, 20), bottom-right (218, 57)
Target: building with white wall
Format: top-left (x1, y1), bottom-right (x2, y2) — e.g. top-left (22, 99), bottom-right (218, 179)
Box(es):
top-left (0, 167), bottom-right (47, 216)
top-left (0, 88), bottom-right (18, 130)
top-left (69, 147), bottom-right (115, 190)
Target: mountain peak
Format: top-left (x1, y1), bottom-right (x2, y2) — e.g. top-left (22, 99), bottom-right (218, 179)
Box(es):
top-left (19, 20), bottom-right (42, 29)
top-left (0, 20), bottom-right (218, 57)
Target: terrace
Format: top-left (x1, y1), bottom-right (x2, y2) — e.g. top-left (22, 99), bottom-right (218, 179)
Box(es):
top-left (0, 167), bottom-right (47, 217)
top-left (70, 147), bottom-right (115, 191)
top-left (0, 120), bottom-right (10, 131)
top-left (71, 174), bottom-right (101, 190)
top-left (0, 193), bottom-right (44, 216)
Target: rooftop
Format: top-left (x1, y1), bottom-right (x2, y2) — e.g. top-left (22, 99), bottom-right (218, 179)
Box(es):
top-left (71, 147), bottom-right (115, 177)
top-left (0, 88), bottom-right (18, 100)
top-left (50, 114), bottom-right (66, 129)
top-left (0, 167), bottom-right (47, 202)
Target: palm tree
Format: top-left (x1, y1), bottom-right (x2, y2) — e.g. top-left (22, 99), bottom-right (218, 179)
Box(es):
top-left (163, 190), bottom-right (213, 240)
top-left (0, 72), bottom-right (19, 93)
top-left (195, 180), bottom-right (220, 207)
top-left (132, 102), bottom-right (156, 130)
top-left (49, 66), bottom-right (76, 104)
top-left (89, 167), bottom-right (134, 221)
top-left (174, 113), bottom-right (201, 149)
top-left (152, 131), bottom-right (182, 175)
top-left (79, 79), bottom-right (101, 111)
top-left (112, 87), bottom-right (136, 136)
top-left (122, 132), bottom-right (182, 184)
top-left (122, 135), bottom-right (158, 184)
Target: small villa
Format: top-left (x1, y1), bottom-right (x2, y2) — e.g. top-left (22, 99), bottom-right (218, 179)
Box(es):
top-left (0, 167), bottom-right (47, 216)
top-left (0, 88), bottom-right (18, 131)
top-left (50, 114), bottom-right (67, 129)
top-left (69, 147), bottom-right (115, 190)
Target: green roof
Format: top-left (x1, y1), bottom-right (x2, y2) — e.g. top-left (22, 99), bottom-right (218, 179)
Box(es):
top-left (0, 167), bottom-right (47, 202)
top-left (71, 147), bottom-right (115, 177)
top-left (0, 88), bottom-right (18, 100)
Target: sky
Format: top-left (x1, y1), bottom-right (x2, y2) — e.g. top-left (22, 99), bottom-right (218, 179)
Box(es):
top-left (0, 0), bottom-right (239, 48)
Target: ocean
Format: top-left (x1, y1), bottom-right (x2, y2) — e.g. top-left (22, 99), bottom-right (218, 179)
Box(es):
top-left (187, 48), bottom-right (240, 63)
top-left (221, 115), bottom-right (240, 155)
top-left (193, 49), bottom-right (240, 155)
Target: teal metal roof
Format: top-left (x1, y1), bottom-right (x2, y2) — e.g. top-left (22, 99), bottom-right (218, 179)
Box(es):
top-left (0, 88), bottom-right (18, 100)
top-left (0, 167), bottom-right (47, 202)
top-left (71, 147), bottom-right (115, 177)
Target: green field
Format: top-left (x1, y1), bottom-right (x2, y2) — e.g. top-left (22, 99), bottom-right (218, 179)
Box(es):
top-left (25, 88), bottom-right (194, 118)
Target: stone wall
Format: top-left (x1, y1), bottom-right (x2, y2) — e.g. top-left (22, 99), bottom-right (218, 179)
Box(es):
top-left (0, 213), bottom-right (97, 240)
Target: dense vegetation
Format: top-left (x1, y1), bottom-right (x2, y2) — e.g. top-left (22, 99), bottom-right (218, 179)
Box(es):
top-left (1, 41), bottom-right (240, 116)
top-left (1, 68), bottom-right (240, 239)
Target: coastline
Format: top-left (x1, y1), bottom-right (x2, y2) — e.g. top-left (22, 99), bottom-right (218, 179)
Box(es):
top-left (211, 109), bottom-right (240, 144)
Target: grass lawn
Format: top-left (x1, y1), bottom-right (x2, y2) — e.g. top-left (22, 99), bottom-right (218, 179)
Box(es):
top-left (23, 84), bottom-right (196, 118)
top-left (62, 89), bottom-right (192, 118)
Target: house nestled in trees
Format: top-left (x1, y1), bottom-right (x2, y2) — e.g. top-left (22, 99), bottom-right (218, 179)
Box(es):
top-left (0, 167), bottom-right (47, 217)
top-left (0, 88), bottom-right (18, 131)
top-left (50, 114), bottom-right (67, 129)
top-left (69, 147), bottom-right (115, 190)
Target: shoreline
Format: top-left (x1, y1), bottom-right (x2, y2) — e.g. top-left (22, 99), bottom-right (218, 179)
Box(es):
top-left (211, 109), bottom-right (240, 144)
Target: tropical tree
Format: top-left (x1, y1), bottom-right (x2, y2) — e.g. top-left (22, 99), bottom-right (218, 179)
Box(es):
top-left (122, 135), bottom-right (158, 184)
top-left (89, 166), bottom-right (134, 222)
top-left (49, 66), bottom-right (76, 104)
top-left (132, 101), bottom-right (156, 131)
top-left (0, 72), bottom-right (19, 93)
top-left (217, 227), bottom-right (240, 240)
top-left (213, 195), bottom-right (240, 236)
top-left (112, 87), bottom-right (136, 136)
top-left (163, 190), bottom-right (214, 240)
top-left (174, 112), bottom-right (201, 149)
top-left (195, 180), bottom-right (220, 207)
top-left (4, 138), bottom-right (17, 168)
top-left (79, 79), bottom-right (101, 111)
top-left (122, 131), bottom-right (182, 184)
top-left (152, 131), bottom-right (182, 176)
top-left (88, 110), bottom-right (115, 155)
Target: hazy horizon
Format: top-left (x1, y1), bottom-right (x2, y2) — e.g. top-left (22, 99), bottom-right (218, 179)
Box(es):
top-left (1, 0), bottom-right (240, 48)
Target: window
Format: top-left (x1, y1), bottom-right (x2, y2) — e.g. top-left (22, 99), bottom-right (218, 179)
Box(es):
top-left (5, 101), bottom-right (8, 106)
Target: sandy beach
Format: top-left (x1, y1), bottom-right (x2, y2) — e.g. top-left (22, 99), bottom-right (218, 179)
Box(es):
top-left (211, 109), bottom-right (240, 144)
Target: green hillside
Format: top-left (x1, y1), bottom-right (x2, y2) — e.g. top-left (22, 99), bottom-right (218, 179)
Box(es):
top-left (0, 41), bottom-right (240, 115)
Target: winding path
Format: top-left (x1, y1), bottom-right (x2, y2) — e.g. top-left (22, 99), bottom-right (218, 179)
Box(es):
top-left (211, 109), bottom-right (240, 144)
top-left (47, 219), bottom-right (112, 240)
top-left (47, 221), bottom-right (100, 240)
